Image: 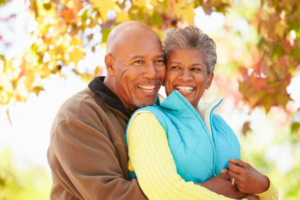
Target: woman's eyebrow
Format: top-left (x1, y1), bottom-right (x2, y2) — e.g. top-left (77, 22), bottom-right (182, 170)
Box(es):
top-left (192, 63), bottom-right (204, 67)
top-left (170, 61), bottom-right (181, 64)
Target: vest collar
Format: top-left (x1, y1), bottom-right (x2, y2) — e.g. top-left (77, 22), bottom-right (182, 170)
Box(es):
top-left (157, 91), bottom-right (223, 136)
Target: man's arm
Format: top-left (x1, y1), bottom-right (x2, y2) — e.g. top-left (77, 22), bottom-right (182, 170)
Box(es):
top-left (128, 111), bottom-right (246, 200)
top-left (48, 118), bottom-right (147, 200)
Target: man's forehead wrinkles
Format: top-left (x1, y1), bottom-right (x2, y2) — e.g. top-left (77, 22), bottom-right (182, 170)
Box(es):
top-left (127, 53), bottom-right (164, 60)
top-left (130, 55), bottom-right (146, 59)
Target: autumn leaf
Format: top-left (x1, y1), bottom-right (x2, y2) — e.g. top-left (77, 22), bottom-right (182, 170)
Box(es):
top-left (65, 47), bottom-right (84, 66)
top-left (242, 121), bottom-right (252, 136)
top-left (90, 0), bottom-right (121, 22)
top-left (275, 20), bottom-right (288, 38)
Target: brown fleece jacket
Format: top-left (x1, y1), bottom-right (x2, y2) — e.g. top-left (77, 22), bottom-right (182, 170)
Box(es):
top-left (47, 77), bottom-right (147, 200)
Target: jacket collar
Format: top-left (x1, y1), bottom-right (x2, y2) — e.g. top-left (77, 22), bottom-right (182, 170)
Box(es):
top-left (158, 90), bottom-right (203, 118)
top-left (157, 91), bottom-right (223, 136)
top-left (88, 76), bottom-right (130, 119)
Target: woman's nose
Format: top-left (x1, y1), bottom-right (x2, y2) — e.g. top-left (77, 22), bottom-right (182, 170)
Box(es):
top-left (179, 68), bottom-right (192, 81)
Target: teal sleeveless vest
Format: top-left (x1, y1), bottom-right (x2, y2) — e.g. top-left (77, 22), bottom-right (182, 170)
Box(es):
top-left (125, 91), bottom-right (240, 183)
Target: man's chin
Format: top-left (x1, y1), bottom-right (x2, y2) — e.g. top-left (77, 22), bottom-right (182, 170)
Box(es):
top-left (131, 95), bottom-right (156, 108)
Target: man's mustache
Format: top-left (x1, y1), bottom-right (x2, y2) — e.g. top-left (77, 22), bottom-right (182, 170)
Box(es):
top-left (135, 80), bottom-right (162, 85)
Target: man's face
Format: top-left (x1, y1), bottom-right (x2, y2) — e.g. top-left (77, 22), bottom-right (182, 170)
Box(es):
top-left (113, 34), bottom-right (166, 109)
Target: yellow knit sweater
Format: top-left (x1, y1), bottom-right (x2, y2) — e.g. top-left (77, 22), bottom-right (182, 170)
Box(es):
top-left (127, 111), bottom-right (278, 200)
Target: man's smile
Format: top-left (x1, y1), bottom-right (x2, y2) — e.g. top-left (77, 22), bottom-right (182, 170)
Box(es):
top-left (137, 84), bottom-right (157, 93)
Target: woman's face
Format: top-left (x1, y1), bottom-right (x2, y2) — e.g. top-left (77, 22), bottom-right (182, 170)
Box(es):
top-left (165, 48), bottom-right (214, 108)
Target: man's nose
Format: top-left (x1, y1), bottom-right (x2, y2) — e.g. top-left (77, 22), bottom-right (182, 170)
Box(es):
top-left (179, 68), bottom-right (193, 81)
top-left (143, 62), bottom-right (156, 80)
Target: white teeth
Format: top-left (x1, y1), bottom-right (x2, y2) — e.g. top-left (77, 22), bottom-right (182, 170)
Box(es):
top-left (138, 85), bottom-right (155, 92)
top-left (176, 86), bottom-right (194, 92)
top-left (139, 86), bottom-right (155, 89)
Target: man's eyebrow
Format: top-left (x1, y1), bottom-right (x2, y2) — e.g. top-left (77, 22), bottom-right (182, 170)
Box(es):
top-left (130, 55), bottom-right (145, 59)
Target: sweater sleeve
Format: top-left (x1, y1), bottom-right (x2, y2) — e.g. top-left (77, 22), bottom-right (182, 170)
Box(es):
top-left (127, 111), bottom-right (238, 200)
top-left (240, 147), bottom-right (279, 200)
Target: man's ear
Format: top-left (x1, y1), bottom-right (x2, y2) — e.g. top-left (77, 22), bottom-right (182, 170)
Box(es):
top-left (206, 72), bottom-right (214, 89)
top-left (105, 54), bottom-right (115, 76)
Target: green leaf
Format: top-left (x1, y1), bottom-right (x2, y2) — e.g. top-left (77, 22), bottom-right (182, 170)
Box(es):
top-left (291, 122), bottom-right (300, 134)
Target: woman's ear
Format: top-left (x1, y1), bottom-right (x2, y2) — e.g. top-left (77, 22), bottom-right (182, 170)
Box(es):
top-left (105, 54), bottom-right (115, 76)
top-left (206, 72), bottom-right (214, 89)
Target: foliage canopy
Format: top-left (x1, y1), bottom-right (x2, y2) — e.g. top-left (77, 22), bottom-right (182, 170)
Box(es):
top-left (0, 0), bottom-right (299, 127)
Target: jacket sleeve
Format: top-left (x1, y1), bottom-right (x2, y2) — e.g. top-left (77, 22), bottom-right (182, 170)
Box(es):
top-left (127, 111), bottom-right (239, 200)
top-left (48, 114), bottom-right (147, 200)
top-left (240, 147), bottom-right (279, 200)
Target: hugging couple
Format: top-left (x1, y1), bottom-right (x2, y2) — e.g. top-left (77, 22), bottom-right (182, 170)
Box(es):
top-left (47, 21), bottom-right (278, 200)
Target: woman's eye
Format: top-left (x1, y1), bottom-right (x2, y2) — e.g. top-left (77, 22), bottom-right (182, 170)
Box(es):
top-left (157, 59), bottom-right (164, 63)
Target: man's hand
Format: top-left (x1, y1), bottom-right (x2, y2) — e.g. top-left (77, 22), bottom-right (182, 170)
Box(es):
top-left (243, 195), bottom-right (259, 200)
top-left (221, 159), bottom-right (270, 194)
top-left (201, 174), bottom-right (246, 199)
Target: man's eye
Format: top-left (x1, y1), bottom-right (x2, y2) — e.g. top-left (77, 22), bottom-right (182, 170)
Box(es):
top-left (134, 60), bottom-right (142, 64)
top-left (191, 68), bottom-right (201, 71)
top-left (172, 66), bottom-right (180, 69)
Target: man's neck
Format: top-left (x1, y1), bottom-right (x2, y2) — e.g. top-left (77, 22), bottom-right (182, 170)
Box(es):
top-left (103, 78), bottom-right (137, 116)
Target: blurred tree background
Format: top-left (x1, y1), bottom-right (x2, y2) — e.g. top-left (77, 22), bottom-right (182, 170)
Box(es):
top-left (0, 0), bottom-right (299, 199)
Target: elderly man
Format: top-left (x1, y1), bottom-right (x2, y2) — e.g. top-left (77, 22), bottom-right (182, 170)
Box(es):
top-left (48, 21), bottom-right (165, 200)
top-left (48, 21), bottom-right (246, 200)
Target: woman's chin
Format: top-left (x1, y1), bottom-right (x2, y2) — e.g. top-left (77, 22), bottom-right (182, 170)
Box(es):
top-left (176, 89), bottom-right (194, 97)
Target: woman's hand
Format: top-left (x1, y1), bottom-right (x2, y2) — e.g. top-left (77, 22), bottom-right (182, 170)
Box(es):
top-left (221, 159), bottom-right (270, 194)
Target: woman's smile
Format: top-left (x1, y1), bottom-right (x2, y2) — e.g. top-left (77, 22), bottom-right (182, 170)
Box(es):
top-left (174, 85), bottom-right (195, 96)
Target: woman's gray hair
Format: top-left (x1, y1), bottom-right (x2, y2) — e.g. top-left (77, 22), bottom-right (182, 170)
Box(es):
top-left (163, 26), bottom-right (217, 74)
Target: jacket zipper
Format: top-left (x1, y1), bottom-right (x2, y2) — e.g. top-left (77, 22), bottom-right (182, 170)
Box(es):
top-left (174, 90), bottom-right (218, 177)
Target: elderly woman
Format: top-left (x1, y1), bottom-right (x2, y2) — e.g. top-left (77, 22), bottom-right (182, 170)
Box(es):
top-left (125, 26), bottom-right (278, 200)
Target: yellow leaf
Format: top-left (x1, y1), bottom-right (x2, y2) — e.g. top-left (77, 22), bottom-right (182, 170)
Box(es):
top-left (174, 1), bottom-right (195, 25)
top-left (275, 20), bottom-right (288, 38)
top-left (116, 11), bottom-right (130, 23)
top-left (133, 0), bottom-right (160, 16)
top-left (69, 36), bottom-right (82, 47)
top-left (90, 0), bottom-right (121, 22)
top-left (0, 74), bottom-right (13, 93)
top-left (16, 80), bottom-right (29, 99)
top-left (66, 48), bottom-right (84, 66)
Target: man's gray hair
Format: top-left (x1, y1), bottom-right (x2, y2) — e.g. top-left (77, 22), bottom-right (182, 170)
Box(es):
top-left (163, 26), bottom-right (217, 74)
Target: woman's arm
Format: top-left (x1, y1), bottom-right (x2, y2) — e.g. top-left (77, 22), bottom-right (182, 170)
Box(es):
top-left (128, 111), bottom-right (245, 200)
top-left (221, 148), bottom-right (278, 200)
